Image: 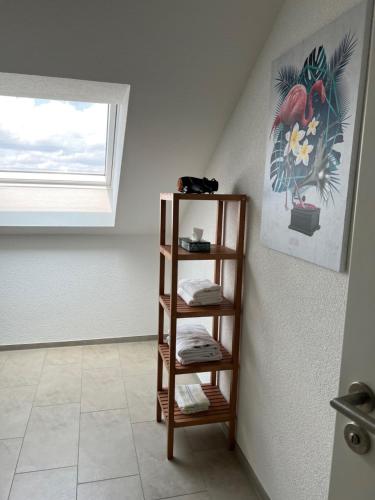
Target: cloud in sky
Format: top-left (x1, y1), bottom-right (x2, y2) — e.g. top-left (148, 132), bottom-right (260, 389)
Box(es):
top-left (0, 96), bottom-right (108, 175)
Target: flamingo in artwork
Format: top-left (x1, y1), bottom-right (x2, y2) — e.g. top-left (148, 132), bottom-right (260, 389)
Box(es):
top-left (270, 79), bottom-right (326, 208)
top-left (271, 79), bottom-right (326, 134)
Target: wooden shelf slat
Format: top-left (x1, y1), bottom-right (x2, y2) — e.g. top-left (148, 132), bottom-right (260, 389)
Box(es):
top-left (160, 294), bottom-right (235, 318)
top-left (160, 244), bottom-right (238, 261)
top-left (157, 384), bottom-right (231, 427)
top-left (159, 343), bottom-right (233, 374)
top-left (160, 192), bottom-right (247, 201)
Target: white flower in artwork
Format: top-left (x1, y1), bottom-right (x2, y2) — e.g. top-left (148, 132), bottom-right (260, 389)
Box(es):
top-left (307, 117), bottom-right (319, 136)
top-left (284, 123), bottom-right (305, 156)
top-left (296, 139), bottom-right (314, 166)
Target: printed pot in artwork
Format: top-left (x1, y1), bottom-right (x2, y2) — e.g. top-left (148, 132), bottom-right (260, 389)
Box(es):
top-left (288, 205), bottom-right (320, 237)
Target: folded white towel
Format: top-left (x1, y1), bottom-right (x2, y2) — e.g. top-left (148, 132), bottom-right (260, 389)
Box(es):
top-left (177, 353), bottom-right (222, 364)
top-left (168, 324), bottom-right (219, 353)
top-left (176, 323), bottom-right (212, 335)
top-left (178, 287), bottom-right (222, 307)
top-left (175, 384), bottom-right (210, 414)
top-left (191, 290), bottom-right (222, 302)
top-left (167, 323), bottom-right (222, 365)
top-left (178, 279), bottom-right (221, 299)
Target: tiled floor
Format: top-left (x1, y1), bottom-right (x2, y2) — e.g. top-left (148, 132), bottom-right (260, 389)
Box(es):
top-left (0, 341), bottom-right (258, 500)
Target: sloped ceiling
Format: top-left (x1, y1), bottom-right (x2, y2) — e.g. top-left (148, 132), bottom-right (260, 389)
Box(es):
top-left (0, 0), bottom-right (283, 234)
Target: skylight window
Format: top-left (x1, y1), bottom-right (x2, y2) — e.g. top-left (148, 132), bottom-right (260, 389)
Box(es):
top-left (0, 95), bottom-right (117, 185)
top-left (0, 72), bottom-right (130, 227)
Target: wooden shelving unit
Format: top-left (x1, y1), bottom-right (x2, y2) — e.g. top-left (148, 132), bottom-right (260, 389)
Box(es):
top-left (156, 192), bottom-right (247, 459)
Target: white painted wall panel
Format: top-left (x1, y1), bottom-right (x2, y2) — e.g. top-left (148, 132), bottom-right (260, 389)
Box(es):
top-left (0, 235), bottom-right (158, 345)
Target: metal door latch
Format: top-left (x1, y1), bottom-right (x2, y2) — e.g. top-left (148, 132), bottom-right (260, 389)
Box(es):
top-left (330, 382), bottom-right (375, 455)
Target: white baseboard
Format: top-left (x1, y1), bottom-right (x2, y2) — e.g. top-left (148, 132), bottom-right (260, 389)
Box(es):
top-left (220, 423), bottom-right (270, 500)
top-left (0, 334), bottom-right (157, 351)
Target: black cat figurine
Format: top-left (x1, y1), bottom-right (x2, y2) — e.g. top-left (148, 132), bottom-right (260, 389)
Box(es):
top-left (177, 176), bottom-right (219, 194)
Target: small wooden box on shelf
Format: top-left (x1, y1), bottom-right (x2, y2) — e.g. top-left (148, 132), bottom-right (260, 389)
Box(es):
top-left (156, 192), bottom-right (247, 459)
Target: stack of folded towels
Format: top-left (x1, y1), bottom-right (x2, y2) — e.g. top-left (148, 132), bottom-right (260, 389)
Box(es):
top-left (178, 278), bottom-right (222, 306)
top-left (175, 384), bottom-right (210, 414)
top-left (167, 323), bottom-right (222, 365)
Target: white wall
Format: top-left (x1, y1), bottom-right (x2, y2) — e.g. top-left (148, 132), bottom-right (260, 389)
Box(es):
top-left (0, 0), bottom-right (283, 347)
top-left (0, 235), bottom-right (158, 346)
top-left (180, 1), bottom-right (367, 498)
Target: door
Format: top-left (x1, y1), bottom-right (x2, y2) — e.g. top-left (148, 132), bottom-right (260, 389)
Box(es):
top-left (329, 11), bottom-right (375, 500)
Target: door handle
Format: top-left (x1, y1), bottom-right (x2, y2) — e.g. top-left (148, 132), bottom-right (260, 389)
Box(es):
top-left (330, 382), bottom-right (375, 434)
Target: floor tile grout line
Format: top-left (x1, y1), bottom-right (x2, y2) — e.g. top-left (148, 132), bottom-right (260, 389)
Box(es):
top-left (33, 361), bottom-right (82, 407)
top-left (77, 472), bottom-right (140, 485)
top-left (31, 349), bottom-right (48, 404)
top-left (124, 375), bottom-right (146, 500)
top-left (80, 360), bottom-right (128, 414)
top-left (82, 363), bottom-right (122, 370)
top-left (12, 464), bottom-right (77, 477)
top-left (130, 418), bottom-right (158, 424)
top-left (76, 353), bottom-right (84, 500)
top-left (80, 405), bottom-right (128, 414)
top-left (157, 490), bottom-right (210, 500)
top-left (33, 400), bottom-right (82, 408)
top-left (122, 370), bottom-right (131, 416)
top-left (6, 349), bottom-right (47, 500)
top-left (81, 341), bottom-right (121, 371)
top-left (0, 435), bottom-right (28, 442)
top-left (77, 343), bottom-right (129, 495)
top-left (33, 351), bottom-right (83, 409)
top-left (81, 365), bottom-right (123, 373)
top-left (129, 422), bottom-right (146, 500)
top-left (0, 384), bottom-right (37, 390)
top-left (4, 440), bottom-right (23, 500)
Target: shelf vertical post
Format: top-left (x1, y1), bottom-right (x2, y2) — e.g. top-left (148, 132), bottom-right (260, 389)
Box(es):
top-left (156, 198), bottom-right (166, 422)
top-left (228, 198), bottom-right (247, 449)
top-left (167, 194), bottom-right (179, 459)
top-left (211, 200), bottom-right (224, 386)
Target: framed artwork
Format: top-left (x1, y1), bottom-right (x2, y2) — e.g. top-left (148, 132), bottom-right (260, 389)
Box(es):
top-left (260, 0), bottom-right (372, 272)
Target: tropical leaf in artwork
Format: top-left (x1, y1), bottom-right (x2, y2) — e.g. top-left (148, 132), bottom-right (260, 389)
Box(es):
top-left (325, 119), bottom-right (343, 151)
top-left (270, 124), bottom-right (290, 193)
top-left (318, 150), bottom-right (341, 204)
top-left (274, 65), bottom-right (299, 103)
top-left (328, 32), bottom-right (357, 83)
top-left (335, 89), bottom-right (351, 124)
top-left (298, 45), bottom-right (328, 91)
top-left (297, 137), bottom-right (340, 204)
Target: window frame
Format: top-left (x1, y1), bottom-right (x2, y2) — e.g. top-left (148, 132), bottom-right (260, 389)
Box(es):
top-left (0, 101), bottom-right (118, 188)
top-left (0, 72), bottom-right (130, 228)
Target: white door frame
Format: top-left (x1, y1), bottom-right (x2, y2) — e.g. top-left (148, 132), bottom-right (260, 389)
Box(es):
top-left (329, 2), bottom-right (375, 497)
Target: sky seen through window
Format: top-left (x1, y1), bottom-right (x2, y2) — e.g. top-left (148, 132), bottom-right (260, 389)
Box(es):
top-left (0, 96), bottom-right (108, 175)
